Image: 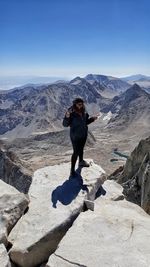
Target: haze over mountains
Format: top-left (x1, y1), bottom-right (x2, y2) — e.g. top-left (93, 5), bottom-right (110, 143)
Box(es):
top-left (1, 73), bottom-right (149, 92)
top-left (121, 74), bottom-right (150, 82)
top-left (122, 74), bottom-right (150, 93)
top-left (0, 75), bottom-right (66, 91)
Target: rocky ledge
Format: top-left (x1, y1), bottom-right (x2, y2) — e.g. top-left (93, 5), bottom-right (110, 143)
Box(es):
top-left (0, 157), bottom-right (149, 267)
top-left (8, 159), bottom-right (105, 267)
top-left (46, 181), bottom-right (150, 267)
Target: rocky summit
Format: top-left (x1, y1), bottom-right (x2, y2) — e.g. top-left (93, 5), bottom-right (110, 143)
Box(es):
top-left (8, 160), bottom-right (105, 267)
top-left (0, 151), bottom-right (149, 266)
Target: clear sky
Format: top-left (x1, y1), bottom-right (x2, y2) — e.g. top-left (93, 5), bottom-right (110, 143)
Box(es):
top-left (0, 0), bottom-right (150, 78)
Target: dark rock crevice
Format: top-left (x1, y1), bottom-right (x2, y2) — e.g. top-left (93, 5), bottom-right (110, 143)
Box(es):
top-left (54, 253), bottom-right (87, 267)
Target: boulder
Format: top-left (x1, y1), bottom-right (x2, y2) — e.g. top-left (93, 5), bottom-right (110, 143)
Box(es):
top-left (0, 149), bottom-right (32, 193)
top-left (96, 179), bottom-right (124, 201)
top-left (116, 136), bottom-right (150, 214)
top-left (118, 136), bottom-right (150, 183)
top-left (0, 244), bottom-right (11, 267)
top-left (47, 197), bottom-right (150, 267)
top-left (9, 159), bottom-right (105, 267)
top-left (0, 180), bottom-right (29, 246)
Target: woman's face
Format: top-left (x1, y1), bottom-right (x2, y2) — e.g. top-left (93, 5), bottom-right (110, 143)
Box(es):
top-left (75, 102), bottom-right (84, 110)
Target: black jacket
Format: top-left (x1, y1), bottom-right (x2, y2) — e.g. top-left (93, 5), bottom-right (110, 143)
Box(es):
top-left (63, 110), bottom-right (95, 140)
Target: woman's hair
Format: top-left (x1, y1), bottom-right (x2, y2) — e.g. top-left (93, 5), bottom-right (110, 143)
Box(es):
top-left (73, 98), bottom-right (84, 105)
top-left (72, 98), bottom-right (85, 112)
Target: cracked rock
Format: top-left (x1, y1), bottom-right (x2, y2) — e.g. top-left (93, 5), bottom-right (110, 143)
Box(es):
top-left (9, 159), bottom-right (105, 267)
top-left (47, 197), bottom-right (150, 267)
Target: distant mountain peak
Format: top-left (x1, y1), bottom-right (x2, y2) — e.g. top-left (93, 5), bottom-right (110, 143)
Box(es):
top-left (101, 83), bottom-right (150, 116)
top-left (130, 83), bottom-right (142, 91)
top-left (121, 74), bottom-right (150, 82)
top-left (69, 76), bottom-right (84, 85)
top-left (124, 83), bottom-right (149, 97)
top-left (84, 73), bottom-right (130, 92)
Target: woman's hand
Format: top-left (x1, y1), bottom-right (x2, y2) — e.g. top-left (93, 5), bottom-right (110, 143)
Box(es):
top-left (65, 111), bottom-right (71, 118)
top-left (93, 112), bottom-right (102, 120)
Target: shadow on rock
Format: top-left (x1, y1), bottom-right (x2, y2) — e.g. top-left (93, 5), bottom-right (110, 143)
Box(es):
top-left (51, 167), bottom-right (88, 208)
top-left (95, 185), bottom-right (107, 199)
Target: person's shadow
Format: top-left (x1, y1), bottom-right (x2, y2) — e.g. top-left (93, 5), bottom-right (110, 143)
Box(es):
top-left (95, 185), bottom-right (106, 199)
top-left (51, 167), bottom-right (89, 208)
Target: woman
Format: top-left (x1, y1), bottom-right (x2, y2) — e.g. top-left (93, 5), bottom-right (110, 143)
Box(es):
top-left (63, 98), bottom-right (98, 176)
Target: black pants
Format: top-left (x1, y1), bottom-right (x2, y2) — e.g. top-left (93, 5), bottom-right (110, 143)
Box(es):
top-left (70, 135), bottom-right (87, 172)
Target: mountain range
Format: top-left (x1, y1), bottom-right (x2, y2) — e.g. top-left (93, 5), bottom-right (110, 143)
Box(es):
top-left (0, 74), bottom-right (149, 139)
top-left (0, 77), bottom-right (106, 138)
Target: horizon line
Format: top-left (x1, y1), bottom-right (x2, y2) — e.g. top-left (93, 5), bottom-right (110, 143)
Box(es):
top-left (0, 73), bottom-right (150, 79)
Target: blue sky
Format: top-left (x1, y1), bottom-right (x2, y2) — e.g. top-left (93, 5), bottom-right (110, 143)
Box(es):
top-left (0, 0), bottom-right (150, 78)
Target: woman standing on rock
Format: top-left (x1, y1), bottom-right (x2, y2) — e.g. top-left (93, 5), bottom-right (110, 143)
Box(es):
top-left (63, 98), bottom-right (98, 176)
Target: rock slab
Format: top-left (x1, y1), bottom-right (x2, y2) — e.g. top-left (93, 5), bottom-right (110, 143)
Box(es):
top-left (9, 159), bottom-right (105, 267)
top-left (47, 194), bottom-right (150, 267)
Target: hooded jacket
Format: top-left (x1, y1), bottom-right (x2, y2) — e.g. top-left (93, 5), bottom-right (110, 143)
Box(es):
top-left (62, 108), bottom-right (95, 140)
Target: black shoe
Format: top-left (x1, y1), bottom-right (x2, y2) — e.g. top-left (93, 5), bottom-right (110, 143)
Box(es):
top-left (79, 160), bottom-right (90, 167)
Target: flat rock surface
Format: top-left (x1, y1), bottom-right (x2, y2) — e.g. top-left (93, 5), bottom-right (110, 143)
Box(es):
top-left (9, 159), bottom-right (105, 267)
top-left (47, 193), bottom-right (150, 267)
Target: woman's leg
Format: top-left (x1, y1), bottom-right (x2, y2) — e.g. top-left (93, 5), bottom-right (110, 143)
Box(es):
top-left (79, 136), bottom-right (87, 163)
top-left (70, 139), bottom-right (79, 174)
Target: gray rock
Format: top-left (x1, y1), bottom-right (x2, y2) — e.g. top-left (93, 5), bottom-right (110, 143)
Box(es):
top-left (9, 159), bottom-right (105, 267)
top-left (117, 136), bottom-right (150, 214)
top-left (47, 198), bottom-right (150, 267)
top-left (0, 244), bottom-right (11, 267)
top-left (140, 154), bottom-right (150, 213)
top-left (0, 180), bottom-right (29, 246)
top-left (85, 179), bottom-right (124, 211)
top-left (98, 179), bottom-right (124, 201)
top-left (0, 149), bottom-right (32, 193)
top-left (119, 136), bottom-right (150, 183)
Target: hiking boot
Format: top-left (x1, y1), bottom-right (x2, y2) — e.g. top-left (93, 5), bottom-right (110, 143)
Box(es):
top-left (79, 160), bottom-right (90, 167)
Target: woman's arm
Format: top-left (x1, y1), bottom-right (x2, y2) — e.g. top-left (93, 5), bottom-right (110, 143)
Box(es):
top-left (62, 111), bottom-right (71, 127)
top-left (86, 113), bottom-right (96, 125)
